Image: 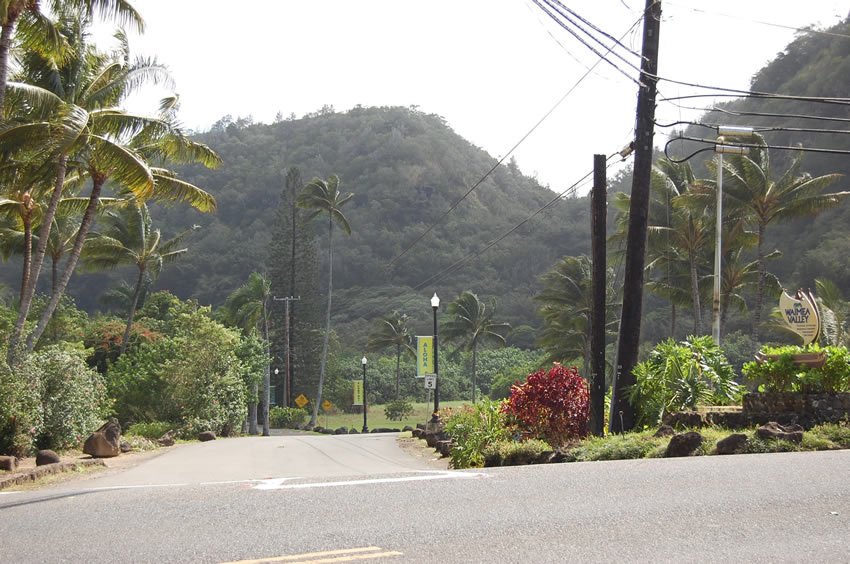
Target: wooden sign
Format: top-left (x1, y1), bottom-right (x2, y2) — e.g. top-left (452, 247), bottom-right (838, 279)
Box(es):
top-left (779, 288), bottom-right (820, 346)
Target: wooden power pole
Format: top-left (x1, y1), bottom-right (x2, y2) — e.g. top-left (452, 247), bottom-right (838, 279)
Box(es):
top-left (590, 154), bottom-right (607, 436)
top-left (610, 0), bottom-right (662, 434)
top-left (274, 295), bottom-right (300, 407)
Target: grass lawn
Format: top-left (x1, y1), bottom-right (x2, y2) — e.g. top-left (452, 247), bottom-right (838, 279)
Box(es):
top-left (309, 400), bottom-right (469, 431)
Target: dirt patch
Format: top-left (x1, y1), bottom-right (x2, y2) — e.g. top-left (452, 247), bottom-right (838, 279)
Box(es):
top-left (396, 435), bottom-right (450, 470)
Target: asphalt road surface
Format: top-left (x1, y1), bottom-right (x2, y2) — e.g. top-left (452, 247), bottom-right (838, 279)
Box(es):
top-left (1, 433), bottom-right (849, 563)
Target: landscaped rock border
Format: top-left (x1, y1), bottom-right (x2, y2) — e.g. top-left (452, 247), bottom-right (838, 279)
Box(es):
top-left (0, 459), bottom-right (106, 490)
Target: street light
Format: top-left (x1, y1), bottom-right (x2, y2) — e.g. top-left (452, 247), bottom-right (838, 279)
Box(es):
top-left (712, 126), bottom-right (753, 344)
top-left (361, 356), bottom-right (368, 433)
top-left (431, 292), bottom-right (440, 416)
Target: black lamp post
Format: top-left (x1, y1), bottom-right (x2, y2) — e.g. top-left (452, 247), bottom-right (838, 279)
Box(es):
top-left (361, 356), bottom-right (368, 433)
top-left (431, 292), bottom-right (440, 415)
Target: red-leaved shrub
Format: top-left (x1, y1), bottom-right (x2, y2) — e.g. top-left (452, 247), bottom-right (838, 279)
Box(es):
top-left (502, 363), bottom-right (590, 446)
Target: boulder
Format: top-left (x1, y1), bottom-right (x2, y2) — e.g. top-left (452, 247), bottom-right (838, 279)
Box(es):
top-left (198, 431), bottom-right (217, 442)
top-left (83, 419), bottom-right (122, 458)
top-left (411, 428), bottom-right (424, 439)
top-left (36, 450), bottom-right (61, 466)
top-left (715, 433), bottom-right (749, 455)
top-left (120, 440), bottom-right (132, 453)
top-left (665, 431), bottom-right (703, 458)
top-left (348, 428), bottom-right (360, 434)
top-left (436, 440), bottom-right (453, 457)
top-left (756, 422), bottom-right (803, 443)
top-left (653, 425), bottom-right (675, 437)
top-left (321, 428), bottom-right (334, 435)
top-left (0, 455), bottom-right (17, 471)
top-left (403, 426), bottom-right (414, 432)
top-left (334, 427), bottom-right (349, 435)
top-left (157, 431), bottom-right (175, 447)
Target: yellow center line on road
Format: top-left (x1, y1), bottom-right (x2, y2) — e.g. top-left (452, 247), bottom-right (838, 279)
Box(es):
top-left (221, 546), bottom-right (403, 564)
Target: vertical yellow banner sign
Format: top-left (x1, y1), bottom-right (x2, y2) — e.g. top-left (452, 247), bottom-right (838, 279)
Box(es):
top-left (417, 336), bottom-right (434, 377)
top-left (352, 380), bottom-right (364, 406)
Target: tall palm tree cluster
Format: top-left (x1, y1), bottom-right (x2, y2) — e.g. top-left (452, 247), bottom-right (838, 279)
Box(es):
top-left (0, 1), bottom-right (220, 366)
top-left (614, 148), bottom-right (847, 342)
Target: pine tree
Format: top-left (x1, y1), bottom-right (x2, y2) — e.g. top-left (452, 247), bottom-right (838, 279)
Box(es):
top-left (266, 167), bottom-right (322, 408)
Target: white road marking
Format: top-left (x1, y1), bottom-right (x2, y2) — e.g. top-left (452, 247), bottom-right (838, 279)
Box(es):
top-left (87, 483), bottom-right (188, 491)
top-left (221, 546), bottom-right (402, 564)
top-left (252, 471), bottom-right (485, 490)
top-left (200, 477), bottom-right (302, 486)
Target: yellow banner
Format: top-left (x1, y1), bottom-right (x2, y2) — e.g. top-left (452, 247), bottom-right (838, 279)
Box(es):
top-left (417, 336), bottom-right (434, 377)
top-left (352, 380), bottom-right (364, 406)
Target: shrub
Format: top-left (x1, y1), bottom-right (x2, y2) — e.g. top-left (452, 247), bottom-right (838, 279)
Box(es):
top-left (629, 336), bottom-right (741, 426)
top-left (25, 347), bottom-right (110, 450)
top-left (0, 357), bottom-right (42, 457)
top-left (565, 431), bottom-right (666, 462)
top-left (269, 407), bottom-right (308, 428)
top-left (384, 399), bottom-right (414, 421)
top-left (126, 421), bottom-right (175, 440)
top-left (443, 400), bottom-right (511, 469)
top-left (502, 363), bottom-right (590, 446)
top-left (482, 438), bottom-right (551, 466)
top-left (743, 344), bottom-right (850, 393)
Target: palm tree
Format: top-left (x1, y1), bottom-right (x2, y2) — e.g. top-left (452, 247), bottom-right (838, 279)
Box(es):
top-left (82, 202), bottom-right (194, 355)
top-left (612, 159), bottom-right (713, 335)
top-left (0, 0), bottom-right (143, 110)
top-left (16, 19), bottom-right (217, 352)
top-left (535, 256), bottom-right (619, 379)
top-left (296, 174), bottom-right (352, 427)
top-left (222, 272), bottom-right (273, 436)
top-left (366, 310), bottom-right (414, 399)
top-left (721, 137), bottom-right (849, 340)
top-left (815, 278), bottom-right (850, 347)
top-left (441, 291), bottom-right (510, 404)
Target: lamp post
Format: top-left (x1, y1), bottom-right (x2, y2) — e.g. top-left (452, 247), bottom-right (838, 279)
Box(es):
top-left (712, 126), bottom-right (753, 344)
top-left (431, 292), bottom-right (440, 416)
top-left (361, 356), bottom-right (368, 433)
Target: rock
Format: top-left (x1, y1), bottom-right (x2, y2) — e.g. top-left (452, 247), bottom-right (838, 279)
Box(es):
top-left (653, 425), bottom-right (675, 437)
top-left (716, 433), bottom-right (749, 455)
top-left (312, 426), bottom-right (324, 433)
top-left (756, 422), bottom-right (804, 443)
top-left (321, 428), bottom-right (334, 435)
top-left (411, 428), bottom-right (424, 439)
top-left (83, 419), bottom-right (122, 458)
top-left (36, 450), bottom-right (60, 466)
top-left (415, 423), bottom-right (426, 430)
top-left (0, 456), bottom-right (17, 471)
top-left (662, 411), bottom-right (703, 429)
top-left (157, 431), bottom-right (175, 447)
top-left (334, 427), bottom-right (348, 435)
top-left (436, 440), bottom-right (453, 457)
top-left (348, 428), bottom-right (359, 434)
top-left (403, 426), bottom-right (414, 432)
top-left (665, 431), bottom-right (703, 458)
top-left (120, 440), bottom-right (132, 453)
top-left (198, 431), bottom-right (216, 442)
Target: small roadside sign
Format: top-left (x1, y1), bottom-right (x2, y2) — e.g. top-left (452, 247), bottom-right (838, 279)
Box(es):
top-left (352, 380), bottom-right (364, 406)
top-left (295, 394), bottom-right (309, 408)
top-left (322, 399), bottom-right (334, 412)
top-left (424, 375), bottom-right (436, 389)
top-left (416, 336), bottom-right (434, 377)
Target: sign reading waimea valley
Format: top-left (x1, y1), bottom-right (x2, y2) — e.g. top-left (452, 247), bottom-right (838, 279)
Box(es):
top-left (779, 289), bottom-right (821, 346)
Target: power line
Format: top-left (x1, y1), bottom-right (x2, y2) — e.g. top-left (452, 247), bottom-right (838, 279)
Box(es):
top-left (664, 1), bottom-right (850, 40)
top-left (655, 119), bottom-right (850, 137)
top-left (532, 0), bottom-right (644, 86)
top-left (386, 12), bottom-right (646, 269)
top-left (659, 91), bottom-right (850, 107)
top-left (664, 134), bottom-right (850, 163)
top-left (658, 102), bottom-right (850, 125)
top-left (544, 0), bottom-right (644, 59)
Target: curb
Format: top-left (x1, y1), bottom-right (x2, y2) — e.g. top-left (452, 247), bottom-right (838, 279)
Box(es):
top-left (0, 459), bottom-right (106, 490)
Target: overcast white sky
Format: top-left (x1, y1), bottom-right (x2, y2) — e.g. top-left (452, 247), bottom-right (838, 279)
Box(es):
top-left (115, 1), bottom-right (847, 193)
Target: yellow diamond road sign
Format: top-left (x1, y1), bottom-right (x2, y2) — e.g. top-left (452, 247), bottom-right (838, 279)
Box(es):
top-left (322, 399), bottom-right (334, 412)
top-left (294, 394), bottom-right (309, 408)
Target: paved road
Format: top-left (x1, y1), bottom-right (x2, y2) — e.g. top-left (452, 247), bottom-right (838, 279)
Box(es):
top-left (1, 434), bottom-right (849, 563)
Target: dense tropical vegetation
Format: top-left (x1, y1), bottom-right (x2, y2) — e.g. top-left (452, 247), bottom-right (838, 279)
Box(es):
top-left (1, 7), bottom-right (850, 459)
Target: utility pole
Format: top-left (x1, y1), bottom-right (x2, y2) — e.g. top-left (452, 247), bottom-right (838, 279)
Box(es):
top-left (273, 295), bottom-right (300, 407)
top-left (590, 154), bottom-right (607, 437)
top-left (610, 0), bottom-right (662, 434)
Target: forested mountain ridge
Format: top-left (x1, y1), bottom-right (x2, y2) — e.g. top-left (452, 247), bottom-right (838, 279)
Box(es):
top-left (142, 106), bottom-right (592, 331)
